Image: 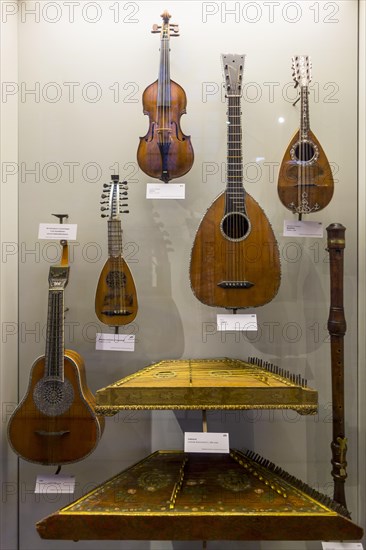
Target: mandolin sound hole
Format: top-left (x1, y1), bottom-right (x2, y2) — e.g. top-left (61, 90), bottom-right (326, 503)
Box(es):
top-left (106, 271), bottom-right (126, 289)
top-left (291, 141), bottom-right (317, 163)
top-left (220, 212), bottom-right (251, 242)
top-left (33, 378), bottom-right (74, 417)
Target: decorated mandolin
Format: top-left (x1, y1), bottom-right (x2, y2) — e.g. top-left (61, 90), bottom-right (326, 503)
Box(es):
top-left (190, 55), bottom-right (281, 310)
top-left (278, 55), bottom-right (334, 218)
top-left (137, 10), bottom-right (194, 183)
top-left (8, 238), bottom-right (104, 465)
top-left (95, 175), bottom-right (138, 326)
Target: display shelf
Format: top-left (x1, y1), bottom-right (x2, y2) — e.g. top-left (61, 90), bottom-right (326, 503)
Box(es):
top-left (36, 449), bottom-right (363, 541)
top-left (95, 357), bottom-right (317, 414)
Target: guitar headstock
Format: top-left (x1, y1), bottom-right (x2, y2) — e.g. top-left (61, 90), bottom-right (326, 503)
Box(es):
top-left (100, 175), bottom-right (129, 220)
top-left (222, 54), bottom-right (245, 98)
top-left (151, 10), bottom-right (179, 38)
top-left (48, 266), bottom-right (69, 290)
top-left (292, 55), bottom-right (312, 88)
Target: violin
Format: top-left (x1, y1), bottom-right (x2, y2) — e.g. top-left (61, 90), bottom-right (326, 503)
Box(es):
top-left (137, 11), bottom-right (194, 183)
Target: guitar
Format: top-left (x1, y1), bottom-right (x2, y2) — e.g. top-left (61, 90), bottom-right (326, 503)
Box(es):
top-left (277, 55), bottom-right (334, 217)
top-left (137, 11), bottom-right (194, 183)
top-left (95, 175), bottom-right (138, 325)
top-left (190, 55), bottom-right (281, 310)
top-left (8, 239), bottom-right (104, 465)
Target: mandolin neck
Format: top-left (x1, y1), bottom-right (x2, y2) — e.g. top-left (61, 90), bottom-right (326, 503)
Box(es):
top-left (44, 288), bottom-right (65, 381)
top-left (157, 36), bottom-right (171, 107)
top-left (108, 219), bottom-right (123, 258)
top-left (226, 95), bottom-right (245, 213)
top-left (300, 86), bottom-right (310, 140)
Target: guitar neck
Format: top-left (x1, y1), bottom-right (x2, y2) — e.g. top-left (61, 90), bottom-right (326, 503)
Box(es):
top-left (300, 86), bottom-right (310, 140)
top-left (226, 95), bottom-right (245, 212)
top-left (157, 37), bottom-right (171, 107)
top-left (108, 219), bottom-right (123, 258)
top-left (44, 288), bottom-right (64, 380)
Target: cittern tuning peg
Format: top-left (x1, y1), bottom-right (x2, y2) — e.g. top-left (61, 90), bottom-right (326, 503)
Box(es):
top-left (120, 210), bottom-right (129, 214)
top-left (101, 207), bottom-right (109, 211)
top-left (121, 203), bottom-right (128, 207)
top-left (100, 201), bottom-right (108, 205)
top-left (121, 191), bottom-right (128, 196)
top-left (121, 185), bottom-right (129, 191)
top-left (101, 194), bottom-right (109, 199)
top-left (101, 214), bottom-right (108, 218)
top-left (103, 184), bottom-right (111, 188)
top-left (152, 24), bottom-right (161, 33)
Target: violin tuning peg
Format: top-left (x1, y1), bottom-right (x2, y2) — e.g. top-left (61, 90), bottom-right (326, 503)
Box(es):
top-left (101, 207), bottom-right (109, 212)
top-left (151, 24), bottom-right (161, 33)
top-left (101, 194), bottom-right (108, 199)
top-left (121, 203), bottom-right (128, 207)
top-left (101, 214), bottom-right (108, 218)
top-left (103, 184), bottom-right (111, 189)
top-left (120, 210), bottom-right (129, 214)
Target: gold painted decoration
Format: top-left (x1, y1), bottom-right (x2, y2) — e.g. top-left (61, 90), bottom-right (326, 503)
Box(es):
top-left (95, 357), bottom-right (317, 414)
top-left (36, 450), bottom-right (363, 541)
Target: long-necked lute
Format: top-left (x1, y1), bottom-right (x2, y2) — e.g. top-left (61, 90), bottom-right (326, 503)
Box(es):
top-left (8, 239), bottom-right (104, 465)
top-left (278, 55), bottom-right (334, 218)
top-left (190, 55), bottom-right (281, 310)
top-left (326, 223), bottom-right (348, 509)
top-left (137, 10), bottom-right (194, 183)
top-left (95, 175), bottom-right (138, 325)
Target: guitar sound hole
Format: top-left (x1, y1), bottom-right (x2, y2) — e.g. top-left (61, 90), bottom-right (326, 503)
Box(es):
top-left (106, 271), bottom-right (126, 289)
top-left (221, 212), bottom-right (251, 242)
top-left (293, 141), bottom-right (316, 162)
top-left (33, 378), bottom-right (74, 417)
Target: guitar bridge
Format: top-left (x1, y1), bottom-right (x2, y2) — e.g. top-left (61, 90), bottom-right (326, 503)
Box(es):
top-left (217, 281), bottom-right (254, 289)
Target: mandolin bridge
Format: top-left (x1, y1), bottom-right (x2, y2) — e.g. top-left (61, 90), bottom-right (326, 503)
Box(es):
top-left (102, 310), bottom-right (132, 317)
top-left (218, 281), bottom-right (254, 289)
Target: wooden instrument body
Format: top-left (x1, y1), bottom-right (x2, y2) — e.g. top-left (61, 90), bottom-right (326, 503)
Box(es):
top-left (278, 129), bottom-right (334, 214)
top-left (137, 79), bottom-right (194, 181)
top-left (190, 192), bottom-right (281, 309)
top-left (95, 256), bottom-right (138, 325)
top-left (8, 350), bottom-right (104, 465)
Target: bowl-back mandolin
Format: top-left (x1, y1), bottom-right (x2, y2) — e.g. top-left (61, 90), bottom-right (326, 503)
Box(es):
top-left (190, 55), bottom-right (281, 310)
top-left (95, 175), bottom-right (138, 326)
top-left (277, 55), bottom-right (334, 217)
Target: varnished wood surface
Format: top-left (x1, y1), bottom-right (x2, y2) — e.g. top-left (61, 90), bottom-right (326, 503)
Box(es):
top-left (190, 192), bottom-right (281, 308)
top-left (137, 80), bottom-right (194, 181)
top-left (8, 351), bottom-right (104, 465)
top-left (36, 450), bottom-right (363, 541)
top-left (278, 129), bottom-right (334, 213)
top-left (95, 256), bottom-right (138, 326)
top-left (95, 358), bottom-right (317, 414)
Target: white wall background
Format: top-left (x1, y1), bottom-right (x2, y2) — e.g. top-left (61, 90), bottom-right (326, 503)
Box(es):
top-left (0, 1), bottom-right (364, 549)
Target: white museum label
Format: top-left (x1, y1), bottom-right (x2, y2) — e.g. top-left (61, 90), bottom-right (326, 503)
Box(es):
top-left (283, 220), bottom-right (323, 238)
top-left (35, 474), bottom-right (75, 494)
top-left (146, 183), bottom-right (185, 200)
top-left (38, 223), bottom-right (77, 241)
top-left (322, 544), bottom-right (363, 550)
top-left (217, 314), bottom-right (257, 332)
top-left (184, 432), bottom-right (229, 454)
top-left (96, 333), bottom-right (135, 352)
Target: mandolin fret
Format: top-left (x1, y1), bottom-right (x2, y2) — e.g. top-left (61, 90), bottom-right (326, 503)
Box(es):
top-left (300, 86), bottom-right (310, 140)
top-left (108, 220), bottom-right (123, 258)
